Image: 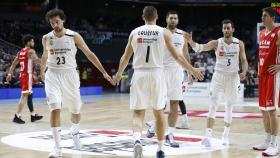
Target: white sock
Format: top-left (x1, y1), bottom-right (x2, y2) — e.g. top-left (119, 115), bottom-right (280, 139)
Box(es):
top-left (206, 128), bottom-right (213, 138)
top-left (31, 112), bottom-right (35, 116)
top-left (133, 132), bottom-right (141, 143)
top-left (182, 114), bottom-right (188, 122)
top-left (271, 135), bottom-right (278, 147)
top-left (223, 126), bottom-right (230, 137)
top-left (265, 133), bottom-right (272, 143)
top-left (157, 140), bottom-right (164, 151)
top-left (70, 123), bottom-right (79, 134)
top-left (16, 113), bottom-right (21, 118)
top-left (167, 127), bottom-right (175, 135)
top-left (51, 127), bottom-right (61, 149)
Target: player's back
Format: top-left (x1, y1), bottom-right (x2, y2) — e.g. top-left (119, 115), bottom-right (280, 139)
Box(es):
top-left (18, 47), bottom-right (32, 74)
top-left (131, 25), bottom-right (166, 69)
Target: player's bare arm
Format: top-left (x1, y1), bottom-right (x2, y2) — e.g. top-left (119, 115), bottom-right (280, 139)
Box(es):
top-left (268, 30), bottom-right (280, 73)
top-left (114, 34), bottom-right (133, 85)
top-left (184, 32), bottom-right (218, 52)
top-left (40, 36), bottom-right (48, 81)
top-left (164, 29), bottom-right (204, 81)
top-left (183, 37), bottom-right (193, 84)
top-left (6, 55), bottom-right (19, 82)
top-left (239, 40), bottom-right (248, 81)
top-left (74, 32), bottom-right (114, 85)
top-left (28, 49), bottom-right (41, 64)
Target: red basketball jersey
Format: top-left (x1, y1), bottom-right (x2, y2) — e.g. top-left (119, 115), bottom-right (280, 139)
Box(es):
top-left (258, 27), bottom-right (280, 74)
top-left (18, 47), bottom-right (32, 75)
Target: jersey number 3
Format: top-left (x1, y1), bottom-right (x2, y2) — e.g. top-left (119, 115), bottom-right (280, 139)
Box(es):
top-left (56, 57), bottom-right (65, 65)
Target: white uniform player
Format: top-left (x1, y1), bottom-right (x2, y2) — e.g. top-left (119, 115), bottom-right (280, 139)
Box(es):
top-left (211, 37), bottom-right (241, 110)
top-left (185, 19), bottom-right (248, 147)
top-left (113, 6), bottom-right (203, 158)
top-left (41, 9), bottom-right (113, 158)
top-left (130, 25), bottom-right (167, 110)
top-left (164, 29), bottom-right (185, 100)
top-left (44, 29), bottom-right (82, 114)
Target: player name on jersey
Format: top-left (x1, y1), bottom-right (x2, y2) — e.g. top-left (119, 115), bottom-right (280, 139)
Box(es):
top-left (138, 30), bottom-right (159, 36)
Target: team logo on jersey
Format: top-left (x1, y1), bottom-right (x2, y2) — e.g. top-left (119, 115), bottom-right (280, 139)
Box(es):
top-left (219, 51), bottom-right (225, 56)
top-left (1, 129), bottom-right (227, 156)
top-left (137, 37), bottom-right (142, 43)
top-left (50, 49), bottom-right (55, 55)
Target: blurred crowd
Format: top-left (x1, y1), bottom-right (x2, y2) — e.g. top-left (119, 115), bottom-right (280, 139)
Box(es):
top-left (0, 16), bottom-right (259, 97)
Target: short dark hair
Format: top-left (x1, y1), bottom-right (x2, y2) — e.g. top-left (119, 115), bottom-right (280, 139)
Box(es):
top-left (45, 9), bottom-right (66, 23)
top-left (262, 7), bottom-right (277, 18)
top-left (166, 11), bottom-right (178, 18)
top-left (222, 19), bottom-right (234, 28)
top-left (22, 34), bottom-right (34, 46)
top-left (143, 6), bottom-right (158, 21)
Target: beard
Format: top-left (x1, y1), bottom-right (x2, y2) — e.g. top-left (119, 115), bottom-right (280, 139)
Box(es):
top-left (167, 23), bottom-right (177, 30)
top-left (54, 27), bottom-right (63, 33)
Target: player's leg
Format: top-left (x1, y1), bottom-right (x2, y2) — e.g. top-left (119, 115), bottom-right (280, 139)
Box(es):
top-left (165, 100), bottom-right (179, 148)
top-left (13, 93), bottom-right (28, 124)
top-left (153, 109), bottom-right (166, 158)
top-left (202, 72), bottom-right (222, 147)
top-left (63, 69), bottom-right (83, 150)
top-left (28, 93), bottom-right (43, 122)
top-left (176, 100), bottom-right (190, 129)
top-left (45, 70), bottom-right (62, 158)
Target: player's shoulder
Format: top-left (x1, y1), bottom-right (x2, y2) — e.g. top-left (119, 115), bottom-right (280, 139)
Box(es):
top-left (65, 29), bottom-right (75, 37)
top-left (232, 37), bottom-right (240, 44)
top-left (174, 28), bottom-right (184, 35)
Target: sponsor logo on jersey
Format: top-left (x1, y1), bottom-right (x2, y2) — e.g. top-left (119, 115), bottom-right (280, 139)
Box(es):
top-left (137, 37), bottom-right (142, 43)
top-left (219, 51), bottom-right (225, 56)
top-left (50, 49), bottom-right (55, 55)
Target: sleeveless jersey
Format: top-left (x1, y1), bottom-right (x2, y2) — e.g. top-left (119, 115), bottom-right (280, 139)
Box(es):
top-left (163, 29), bottom-right (185, 68)
top-left (18, 47), bottom-right (32, 75)
top-left (258, 27), bottom-right (280, 75)
top-left (45, 29), bottom-right (77, 69)
top-left (214, 37), bottom-right (240, 73)
top-left (131, 25), bottom-right (166, 69)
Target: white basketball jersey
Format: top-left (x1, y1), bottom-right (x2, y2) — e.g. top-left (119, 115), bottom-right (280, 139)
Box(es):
top-left (45, 29), bottom-right (77, 69)
top-left (163, 29), bottom-right (185, 68)
top-left (214, 37), bottom-right (240, 73)
top-left (131, 25), bottom-right (166, 69)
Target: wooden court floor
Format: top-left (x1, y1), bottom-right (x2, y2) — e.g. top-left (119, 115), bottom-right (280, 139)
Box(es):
top-left (0, 93), bottom-right (278, 158)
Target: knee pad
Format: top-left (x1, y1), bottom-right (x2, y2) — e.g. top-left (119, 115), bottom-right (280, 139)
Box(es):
top-left (208, 97), bottom-right (218, 119)
top-left (224, 103), bottom-right (233, 124)
top-left (49, 103), bottom-right (61, 112)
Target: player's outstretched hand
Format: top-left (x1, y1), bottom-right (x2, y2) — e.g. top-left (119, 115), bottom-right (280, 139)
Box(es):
top-left (190, 68), bottom-right (204, 81)
top-left (103, 73), bottom-right (115, 85)
top-left (113, 72), bottom-right (122, 85)
top-left (268, 64), bottom-right (280, 74)
top-left (239, 72), bottom-right (246, 81)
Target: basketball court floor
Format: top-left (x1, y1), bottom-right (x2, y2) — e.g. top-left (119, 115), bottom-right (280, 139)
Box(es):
top-left (0, 93), bottom-right (278, 158)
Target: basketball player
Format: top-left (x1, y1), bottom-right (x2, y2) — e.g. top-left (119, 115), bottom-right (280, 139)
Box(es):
top-left (145, 11), bottom-right (192, 148)
top-left (184, 19), bottom-right (248, 147)
top-left (252, 7), bottom-right (280, 157)
top-left (6, 34), bottom-right (43, 124)
top-left (41, 9), bottom-right (114, 158)
top-left (113, 6), bottom-right (203, 158)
